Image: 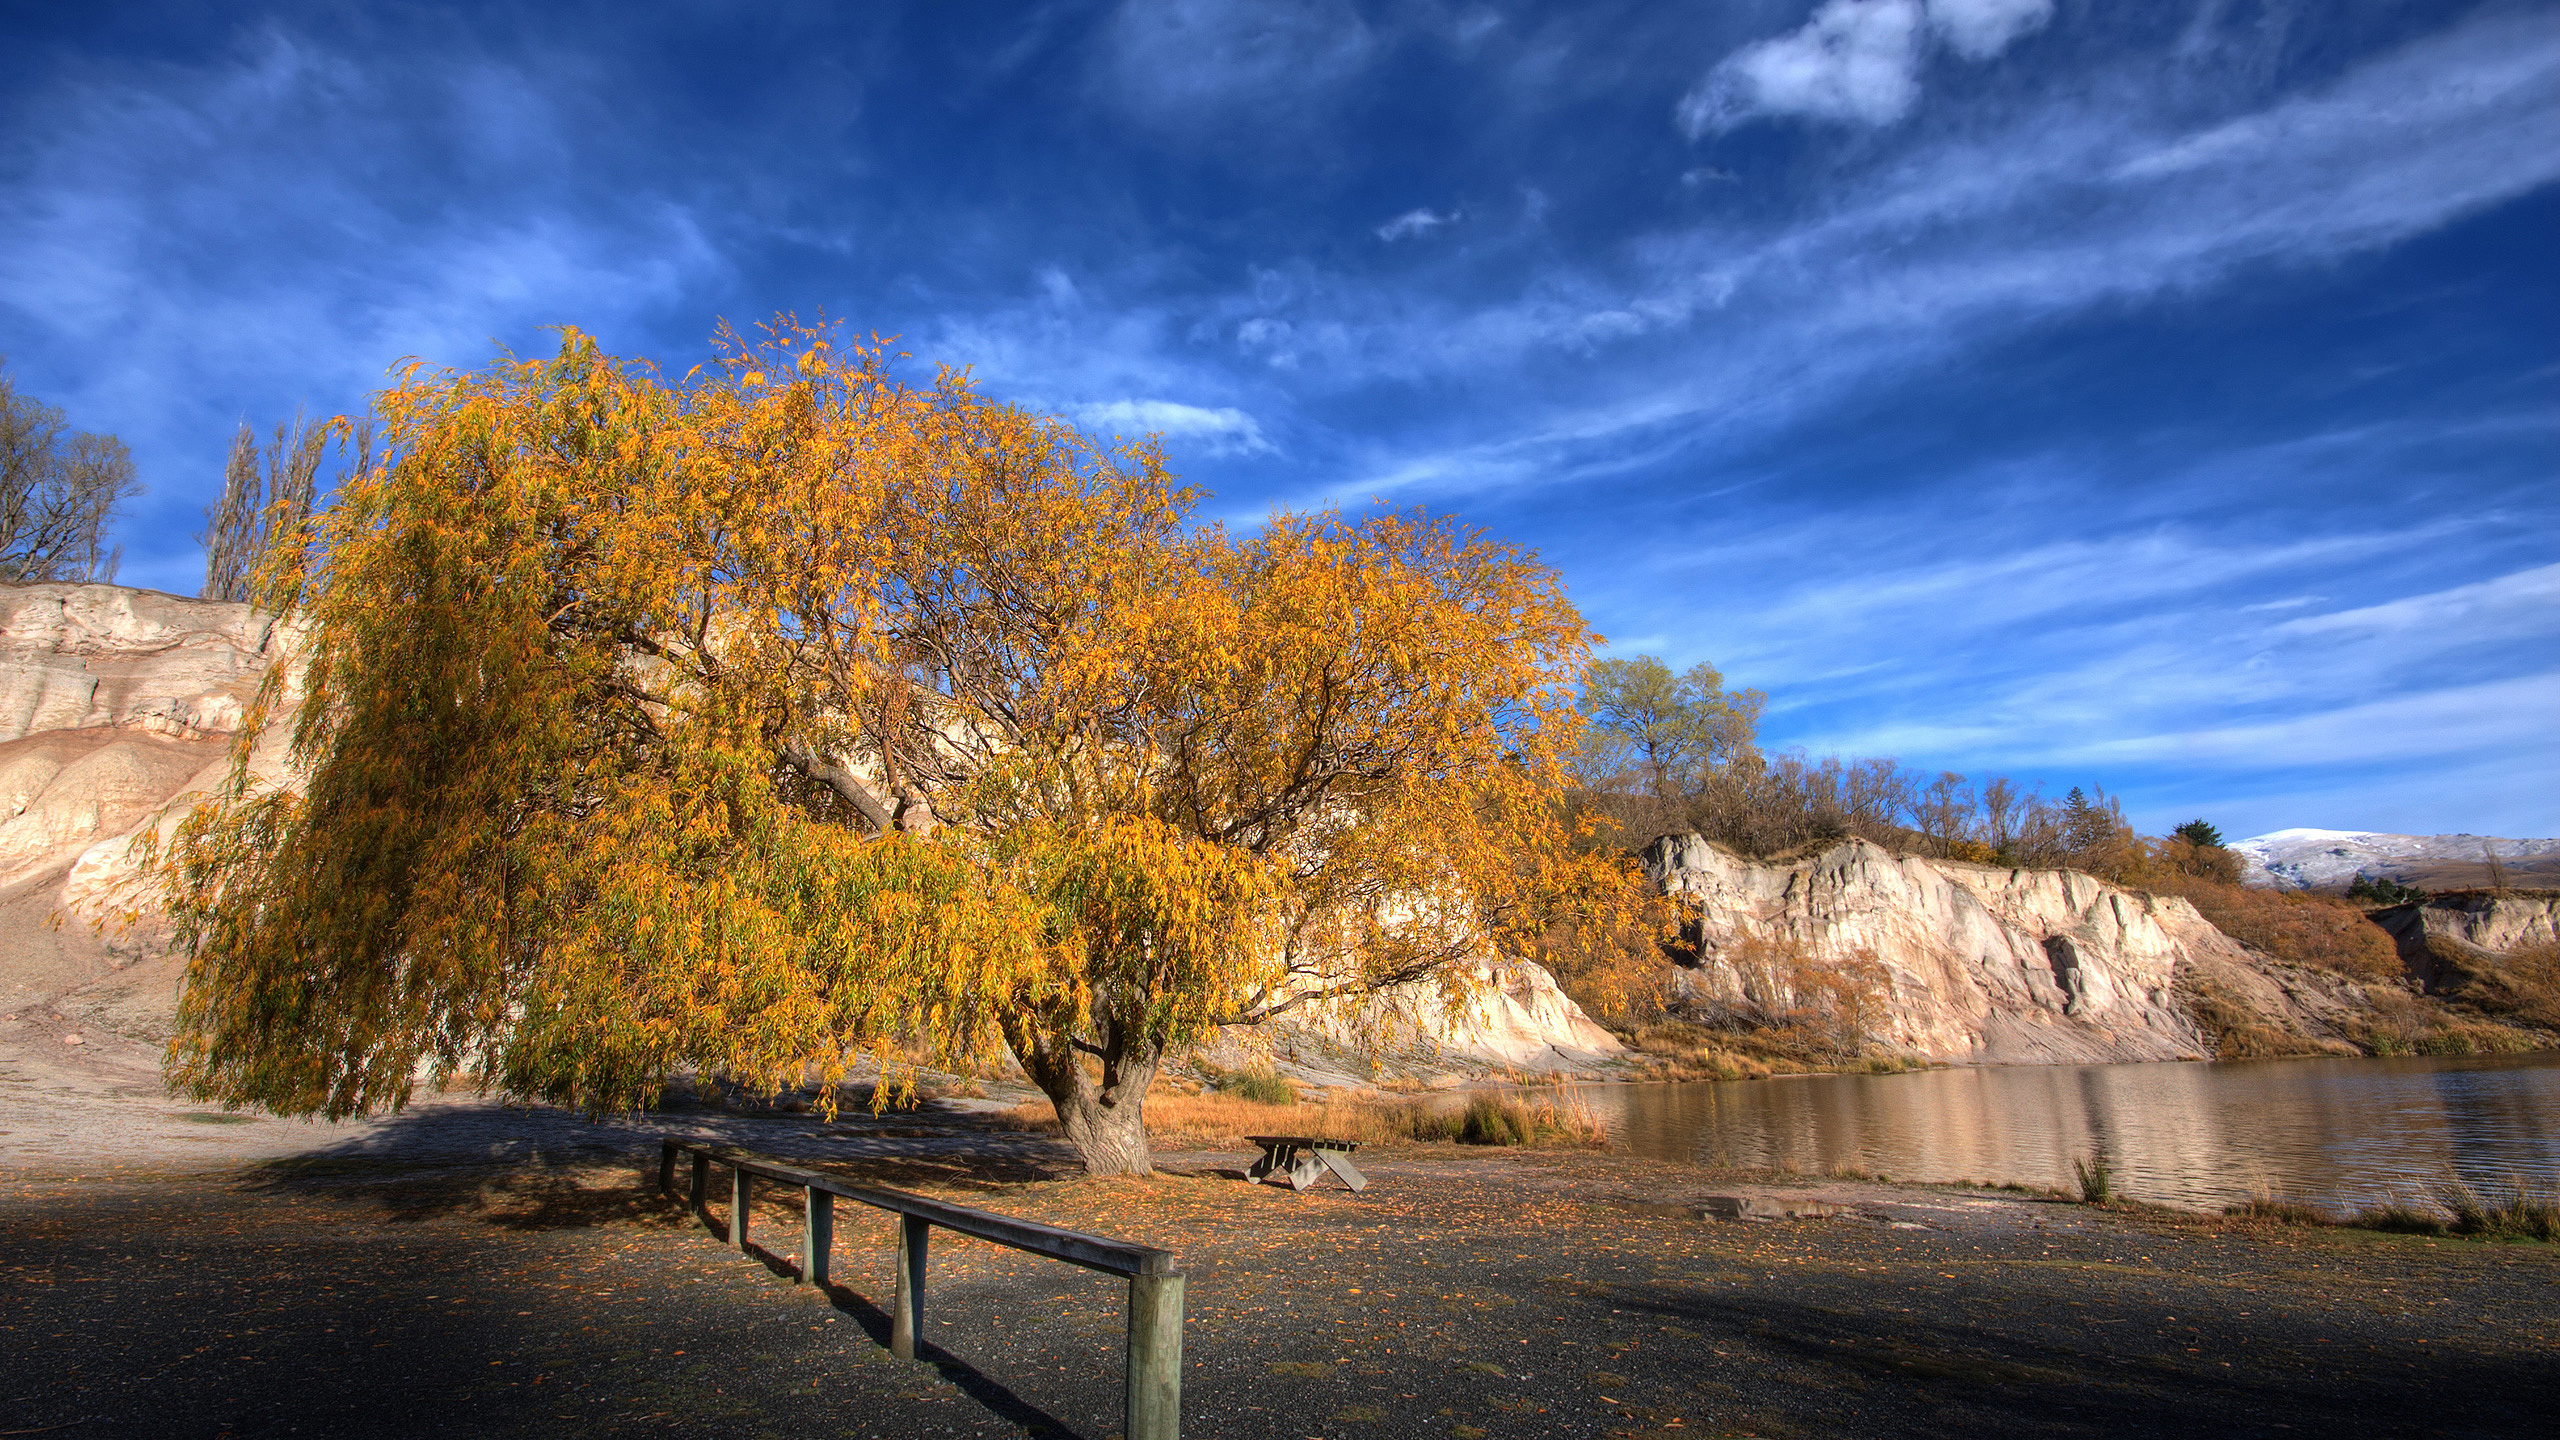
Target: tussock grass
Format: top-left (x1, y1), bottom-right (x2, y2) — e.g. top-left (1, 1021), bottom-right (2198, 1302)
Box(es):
top-left (2072, 1154), bottom-right (2115, 1206)
top-left (2224, 1173), bottom-right (2560, 1243)
top-left (1428, 1094), bottom-right (1610, 1148)
top-left (1208, 1064), bottom-right (1295, 1105)
top-left (2434, 1177), bottom-right (2560, 1240)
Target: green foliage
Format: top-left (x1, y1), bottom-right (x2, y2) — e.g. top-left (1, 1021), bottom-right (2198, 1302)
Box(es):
top-left (2171, 819), bottom-right (2224, 849)
top-left (2072, 1153), bottom-right (2114, 1205)
top-left (2345, 874), bottom-right (2429, 906)
top-left (1574, 655), bottom-right (1763, 800)
top-left (1459, 1095), bottom-right (1531, 1146)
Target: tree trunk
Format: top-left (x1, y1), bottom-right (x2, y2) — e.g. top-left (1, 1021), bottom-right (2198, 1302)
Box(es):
top-left (1008, 1014), bottom-right (1161, 1177)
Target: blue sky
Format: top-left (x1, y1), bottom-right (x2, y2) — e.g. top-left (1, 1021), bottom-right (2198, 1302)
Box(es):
top-left (2, 0), bottom-right (2553, 838)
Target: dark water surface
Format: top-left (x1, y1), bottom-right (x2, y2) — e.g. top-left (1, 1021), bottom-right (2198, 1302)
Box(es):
top-left (1565, 1052), bottom-right (2560, 1213)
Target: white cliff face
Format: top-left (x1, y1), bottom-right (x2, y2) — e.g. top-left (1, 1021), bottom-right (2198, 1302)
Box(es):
top-left (1646, 835), bottom-right (2252, 1064)
top-left (1233, 956), bottom-right (1628, 1089)
top-left (2379, 893), bottom-right (2560, 963)
top-left (0, 584), bottom-right (286, 1029)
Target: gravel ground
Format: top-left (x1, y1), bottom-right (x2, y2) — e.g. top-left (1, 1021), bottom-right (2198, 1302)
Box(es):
top-left (3, 1032), bottom-right (2554, 1439)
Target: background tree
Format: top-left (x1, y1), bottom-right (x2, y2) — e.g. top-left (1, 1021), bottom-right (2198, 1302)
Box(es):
top-left (0, 361), bottom-right (139, 583)
top-left (2172, 819), bottom-right (2224, 850)
top-left (1575, 656), bottom-right (1762, 799)
top-left (201, 412), bottom-right (341, 603)
top-left (152, 324), bottom-right (1613, 1176)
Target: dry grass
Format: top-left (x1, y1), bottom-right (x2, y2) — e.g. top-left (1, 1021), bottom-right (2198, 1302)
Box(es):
top-left (2162, 876), bottom-right (2403, 981)
top-left (2455, 939), bottom-right (2560, 1033)
top-left (994, 1088), bottom-right (1610, 1150)
top-left (2346, 988), bottom-right (2541, 1056)
top-left (2224, 1174), bottom-right (2560, 1243)
top-left (2171, 972), bottom-right (2337, 1059)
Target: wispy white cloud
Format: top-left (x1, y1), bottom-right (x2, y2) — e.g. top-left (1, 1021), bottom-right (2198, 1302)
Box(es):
top-left (1327, 6), bottom-right (2560, 503)
top-left (0, 24), bottom-right (729, 592)
top-left (1924, 0), bottom-right (2054, 62)
top-left (1072, 397), bottom-right (1274, 455)
top-left (2069, 674), bottom-right (2560, 768)
top-left (1676, 0), bottom-right (2051, 136)
top-left (1376, 207), bottom-right (1457, 241)
top-left (2270, 564), bottom-right (2560, 643)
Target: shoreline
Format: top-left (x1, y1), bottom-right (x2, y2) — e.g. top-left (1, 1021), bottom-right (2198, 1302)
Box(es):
top-left (6, 1132), bottom-right (2551, 1439)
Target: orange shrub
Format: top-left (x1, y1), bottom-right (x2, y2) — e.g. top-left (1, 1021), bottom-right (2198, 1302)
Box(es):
top-left (2162, 876), bottom-right (2402, 982)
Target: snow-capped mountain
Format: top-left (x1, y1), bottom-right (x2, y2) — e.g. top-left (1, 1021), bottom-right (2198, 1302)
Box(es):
top-left (2231, 829), bottom-right (2560, 891)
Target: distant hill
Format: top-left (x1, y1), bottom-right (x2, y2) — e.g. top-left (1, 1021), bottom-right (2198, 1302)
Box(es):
top-left (2232, 828), bottom-right (2560, 892)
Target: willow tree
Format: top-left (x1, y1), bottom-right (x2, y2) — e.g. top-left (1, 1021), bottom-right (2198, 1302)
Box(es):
top-left (154, 322), bottom-right (1612, 1175)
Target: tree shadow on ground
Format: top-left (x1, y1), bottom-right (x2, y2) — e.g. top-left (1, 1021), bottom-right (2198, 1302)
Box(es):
top-left (232, 1097), bottom-right (1087, 1229)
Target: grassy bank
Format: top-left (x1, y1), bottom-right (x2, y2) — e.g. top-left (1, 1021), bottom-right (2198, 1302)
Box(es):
top-left (2229, 1175), bottom-right (2560, 1243)
top-left (996, 1086), bottom-right (1610, 1150)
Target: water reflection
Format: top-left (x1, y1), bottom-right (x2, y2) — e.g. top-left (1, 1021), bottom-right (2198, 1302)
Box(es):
top-left (1565, 1052), bottom-right (2560, 1213)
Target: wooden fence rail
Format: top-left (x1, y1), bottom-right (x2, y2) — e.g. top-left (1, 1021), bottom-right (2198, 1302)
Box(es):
top-left (656, 1138), bottom-right (1184, 1440)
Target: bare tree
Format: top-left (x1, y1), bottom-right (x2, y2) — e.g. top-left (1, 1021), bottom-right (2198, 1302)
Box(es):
top-left (201, 411), bottom-right (333, 603)
top-left (0, 363), bottom-right (140, 583)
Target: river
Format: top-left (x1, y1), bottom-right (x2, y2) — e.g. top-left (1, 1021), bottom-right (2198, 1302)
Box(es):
top-left (1560, 1051), bottom-right (2560, 1214)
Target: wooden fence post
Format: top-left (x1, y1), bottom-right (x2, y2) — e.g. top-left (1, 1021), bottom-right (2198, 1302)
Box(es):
top-left (730, 1165), bottom-right (751, 1250)
top-left (890, 1215), bottom-right (929, 1360)
top-left (689, 1152), bottom-right (707, 1214)
top-left (1126, 1271), bottom-right (1185, 1440)
top-left (657, 1141), bottom-right (675, 1196)
top-left (801, 1189), bottom-right (833, 1287)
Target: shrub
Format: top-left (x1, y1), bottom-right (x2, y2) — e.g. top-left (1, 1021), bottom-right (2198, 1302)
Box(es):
top-left (2346, 874), bottom-right (2428, 906)
top-left (1453, 1094), bottom-right (1608, 1148)
top-left (1213, 1064), bottom-right (1296, 1105)
top-left (2439, 1178), bottom-right (2560, 1241)
top-left (2164, 876), bottom-right (2402, 982)
top-left (2461, 941), bottom-right (2560, 1032)
top-left (2072, 1154), bottom-right (2114, 1205)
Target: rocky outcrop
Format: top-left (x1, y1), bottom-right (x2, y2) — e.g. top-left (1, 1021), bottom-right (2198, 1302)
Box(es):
top-left (2371, 893), bottom-right (2560, 1007)
top-left (2381, 893), bottom-right (2560, 957)
top-left (1643, 835), bottom-right (2378, 1064)
top-left (1245, 959), bottom-right (1626, 1086)
top-left (0, 584), bottom-right (288, 1034)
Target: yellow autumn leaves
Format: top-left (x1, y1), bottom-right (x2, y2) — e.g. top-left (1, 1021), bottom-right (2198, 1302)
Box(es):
top-left (153, 319), bottom-right (1640, 1162)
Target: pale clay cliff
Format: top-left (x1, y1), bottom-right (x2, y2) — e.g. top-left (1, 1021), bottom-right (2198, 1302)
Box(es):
top-left (0, 584), bottom-right (301, 1042)
top-left (1642, 834), bottom-right (2391, 1064)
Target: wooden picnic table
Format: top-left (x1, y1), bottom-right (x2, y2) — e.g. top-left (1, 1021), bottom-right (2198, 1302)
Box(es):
top-left (1244, 1135), bottom-right (1367, 1193)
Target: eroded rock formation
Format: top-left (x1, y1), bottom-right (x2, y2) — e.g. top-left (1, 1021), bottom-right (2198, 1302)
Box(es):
top-left (0, 584), bottom-right (289, 1038)
top-left (1642, 835), bottom-right (2386, 1063)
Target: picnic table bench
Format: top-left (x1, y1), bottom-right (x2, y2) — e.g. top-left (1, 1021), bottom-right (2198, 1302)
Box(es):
top-left (1245, 1135), bottom-right (1367, 1193)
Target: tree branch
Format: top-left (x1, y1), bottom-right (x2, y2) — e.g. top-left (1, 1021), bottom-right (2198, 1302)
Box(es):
top-left (778, 740), bottom-right (895, 831)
